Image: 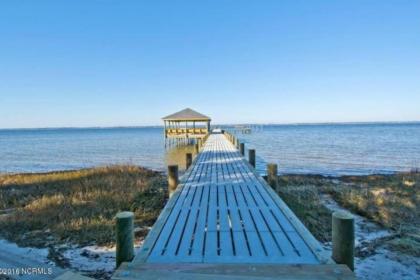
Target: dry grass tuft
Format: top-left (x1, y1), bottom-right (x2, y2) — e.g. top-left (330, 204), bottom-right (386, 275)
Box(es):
top-left (0, 165), bottom-right (166, 247)
top-left (274, 176), bottom-right (333, 242)
top-left (324, 172), bottom-right (419, 235)
top-left (274, 172), bottom-right (419, 256)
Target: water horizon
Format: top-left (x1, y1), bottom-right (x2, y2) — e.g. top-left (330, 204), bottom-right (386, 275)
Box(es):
top-left (1, 123), bottom-right (419, 176)
top-left (1, 120), bottom-right (419, 131)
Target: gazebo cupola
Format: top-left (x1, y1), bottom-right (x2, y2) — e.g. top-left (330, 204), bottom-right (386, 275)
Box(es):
top-left (162, 108), bottom-right (211, 141)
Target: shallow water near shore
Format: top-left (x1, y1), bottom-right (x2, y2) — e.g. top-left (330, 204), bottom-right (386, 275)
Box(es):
top-left (0, 123), bottom-right (419, 175)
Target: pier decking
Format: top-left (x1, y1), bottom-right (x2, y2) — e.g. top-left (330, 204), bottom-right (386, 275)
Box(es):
top-left (113, 133), bottom-right (355, 279)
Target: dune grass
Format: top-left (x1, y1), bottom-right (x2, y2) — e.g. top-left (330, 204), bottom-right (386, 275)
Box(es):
top-left (274, 180), bottom-right (332, 242)
top-left (274, 172), bottom-right (419, 256)
top-left (325, 173), bottom-right (419, 235)
top-left (0, 165), bottom-right (166, 247)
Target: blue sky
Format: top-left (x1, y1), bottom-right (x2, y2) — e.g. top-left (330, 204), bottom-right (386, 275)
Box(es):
top-left (0, 1), bottom-right (419, 128)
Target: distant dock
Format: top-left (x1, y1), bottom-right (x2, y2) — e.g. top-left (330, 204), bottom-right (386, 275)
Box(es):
top-left (162, 108), bottom-right (211, 146)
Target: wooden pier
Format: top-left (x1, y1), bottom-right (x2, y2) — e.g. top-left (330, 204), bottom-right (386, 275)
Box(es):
top-left (113, 133), bottom-right (355, 279)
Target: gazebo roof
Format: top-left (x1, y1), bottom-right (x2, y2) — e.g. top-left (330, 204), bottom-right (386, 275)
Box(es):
top-left (162, 108), bottom-right (211, 121)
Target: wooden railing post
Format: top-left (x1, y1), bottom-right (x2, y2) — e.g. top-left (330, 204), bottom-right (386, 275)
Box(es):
top-left (116, 211), bottom-right (134, 268)
top-left (332, 211), bottom-right (355, 271)
top-left (267, 163), bottom-right (278, 188)
top-left (167, 165), bottom-right (179, 198)
top-left (240, 143), bottom-right (245, 156)
top-left (249, 149), bottom-right (256, 168)
top-left (186, 153), bottom-right (192, 169)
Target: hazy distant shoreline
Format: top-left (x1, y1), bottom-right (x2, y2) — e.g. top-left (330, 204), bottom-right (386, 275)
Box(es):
top-left (1, 121), bottom-right (420, 131)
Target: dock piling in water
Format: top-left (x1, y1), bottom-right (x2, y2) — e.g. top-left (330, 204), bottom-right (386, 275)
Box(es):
top-left (186, 153), bottom-right (192, 169)
top-left (267, 163), bottom-right (278, 188)
top-left (115, 211), bottom-right (134, 268)
top-left (240, 143), bottom-right (245, 156)
top-left (167, 165), bottom-right (179, 197)
top-left (332, 211), bottom-right (355, 271)
top-left (249, 149), bottom-right (256, 168)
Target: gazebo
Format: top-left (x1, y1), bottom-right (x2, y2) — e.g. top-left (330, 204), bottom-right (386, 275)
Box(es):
top-left (162, 108), bottom-right (211, 143)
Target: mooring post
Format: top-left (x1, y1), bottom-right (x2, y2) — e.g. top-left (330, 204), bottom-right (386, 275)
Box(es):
top-left (249, 149), bottom-right (256, 168)
top-left (267, 163), bottom-right (278, 188)
top-left (186, 153), bottom-right (192, 169)
top-left (240, 143), bottom-right (245, 156)
top-left (116, 211), bottom-right (134, 268)
top-left (167, 165), bottom-right (179, 198)
top-left (194, 143), bottom-right (199, 155)
top-left (332, 211), bottom-right (355, 271)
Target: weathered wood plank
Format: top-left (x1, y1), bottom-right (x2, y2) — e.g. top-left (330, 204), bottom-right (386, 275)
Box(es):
top-left (112, 263), bottom-right (356, 280)
top-left (131, 133), bottom-right (330, 265)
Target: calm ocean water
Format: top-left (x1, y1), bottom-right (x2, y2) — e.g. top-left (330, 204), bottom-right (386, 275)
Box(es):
top-left (0, 123), bottom-right (419, 176)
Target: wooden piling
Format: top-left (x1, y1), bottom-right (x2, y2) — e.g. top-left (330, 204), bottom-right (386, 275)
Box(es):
top-left (116, 211), bottom-right (134, 268)
top-left (240, 143), bottom-right (245, 156)
top-left (267, 163), bottom-right (278, 188)
top-left (332, 211), bottom-right (355, 271)
top-left (249, 149), bottom-right (256, 168)
top-left (186, 153), bottom-right (192, 169)
top-left (194, 143), bottom-right (199, 155)
top-left (167, 165), bottom-right (179, 198)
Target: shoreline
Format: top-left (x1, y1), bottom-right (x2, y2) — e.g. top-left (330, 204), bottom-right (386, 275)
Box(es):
top-left (1, 164), bottom-right (417, 178)
top-left (0, 165), bottom-right (165, 177)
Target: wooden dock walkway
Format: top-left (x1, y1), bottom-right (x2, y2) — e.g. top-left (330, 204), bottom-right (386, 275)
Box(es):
top-left (113, 133), bottom-right (355, 279)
